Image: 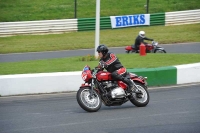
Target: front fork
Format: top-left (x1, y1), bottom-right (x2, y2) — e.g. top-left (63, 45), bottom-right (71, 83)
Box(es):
top-left (89, 79), bottom-right (95, 98)
top-left (130, 78), bottom-right (147, 93)
top-left (130, 80), bottom-right (140, 91)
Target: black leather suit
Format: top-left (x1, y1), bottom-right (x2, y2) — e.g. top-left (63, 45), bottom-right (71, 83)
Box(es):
top-left (134, 35), bottom-right (153, 51)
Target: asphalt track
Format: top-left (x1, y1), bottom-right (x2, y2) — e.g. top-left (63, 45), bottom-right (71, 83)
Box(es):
top-left (0, 42), bottom-right (200, 133)
top-left (0, 84), bottom-right (200, 133)
top-left (0, 42), bottom-right (200, 62)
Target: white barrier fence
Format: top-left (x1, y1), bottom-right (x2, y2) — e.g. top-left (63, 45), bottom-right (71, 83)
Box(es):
top-left (0, 63), bottom-right (200, 96)
top-left (165, 9), bottom-right (200, 26)
top-left (0, 19), bottom-right (78, 36)
top-left (0, 10), bottom-right (200, 37)
top-left (0, 71), bottom-right (82, 96)
top-left (176, 63), bottom-right (200, 84)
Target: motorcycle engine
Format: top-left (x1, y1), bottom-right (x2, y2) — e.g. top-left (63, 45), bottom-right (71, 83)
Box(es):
top-left (102, 81), bottom-right (126, 99)
top-left (102, 81), bottom-right (115, 90)
top-left (110, 87), bottom-right (126, 98)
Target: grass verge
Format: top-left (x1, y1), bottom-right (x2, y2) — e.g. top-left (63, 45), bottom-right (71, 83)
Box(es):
top-left (0, 0), bottom-right (199, 22)
top-left (0, 24), bottom-right (200, 54)
top-left (0, 53), bottom-right (200, 75)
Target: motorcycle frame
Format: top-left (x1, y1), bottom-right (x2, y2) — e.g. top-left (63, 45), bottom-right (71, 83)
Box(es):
top-left (80, 71), bottom-right (146, 93)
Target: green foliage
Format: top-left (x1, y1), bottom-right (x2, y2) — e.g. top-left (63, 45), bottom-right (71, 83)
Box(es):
top-left (79, 54), bottom-right (99, 61)
top-left (0, 0), bottom-right (199, 22)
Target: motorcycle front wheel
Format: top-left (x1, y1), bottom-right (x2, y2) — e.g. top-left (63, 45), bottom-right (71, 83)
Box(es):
top-left (76, 87), bottom-right (102, 112)
top-left (129, 82), bottom-right (149, 107)
top-left (154, 49), bottom-right (166, 53)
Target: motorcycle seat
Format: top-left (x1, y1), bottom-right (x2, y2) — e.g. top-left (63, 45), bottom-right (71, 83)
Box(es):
top-left (131, 45), bottom-right (135, 49)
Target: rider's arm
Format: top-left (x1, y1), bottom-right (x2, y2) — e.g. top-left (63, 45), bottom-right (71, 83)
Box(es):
top-left (95, 59), bottom-right (104, 70)
top-left (105, 53), bottom-right (117, 66)
top-left (144, 37), bottom-right (153, 41)
top-left (96, 64), bottom-right (101, 68)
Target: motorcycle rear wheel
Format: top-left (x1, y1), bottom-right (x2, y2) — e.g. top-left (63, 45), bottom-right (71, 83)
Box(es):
top-left (125, 50), bottom-right (130, 54)
top-left (76, 87), bottom-right (102, 112)
top-left (129, 82), bottom-right (149, 107)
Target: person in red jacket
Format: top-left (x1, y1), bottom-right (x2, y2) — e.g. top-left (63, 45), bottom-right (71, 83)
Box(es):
top-left (96, 44), bottom-right (138, 94)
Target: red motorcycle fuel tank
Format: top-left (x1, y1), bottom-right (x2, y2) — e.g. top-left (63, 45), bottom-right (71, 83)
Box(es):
top-left (96, 71), bottom-right (113, 81)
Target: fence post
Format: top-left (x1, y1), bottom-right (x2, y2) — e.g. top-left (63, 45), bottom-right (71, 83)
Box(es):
top-left (146, 0), bottom-right (149, 13)
top-left (74, 0), bottom-right (77, 18)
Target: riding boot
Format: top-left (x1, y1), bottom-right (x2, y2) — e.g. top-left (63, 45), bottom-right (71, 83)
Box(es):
top-left (122, 78), bottom-right (142, 94)
top-left (111, 72), bottom-right (138, 94)
top-left (121, 77), bottom-right (135, 93)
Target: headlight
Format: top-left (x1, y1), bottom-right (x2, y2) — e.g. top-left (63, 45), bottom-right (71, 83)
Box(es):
top-left (81, 72), bottom-right (87, 81)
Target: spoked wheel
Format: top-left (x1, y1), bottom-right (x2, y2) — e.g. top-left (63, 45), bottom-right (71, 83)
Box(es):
top-left (125, 50), bottom-right (130, 54)
top-left (129, 82), bottom-right (149, 107)
top-left (154, 49), bottom-right (166, 53)
top-left (76, 87), bottom-right (102, 112)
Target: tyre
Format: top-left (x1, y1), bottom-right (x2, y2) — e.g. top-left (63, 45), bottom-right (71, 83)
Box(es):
top-left (131, 50), bottom-right (136, 53)
top-left (76, 87), bottom-right (102, 112)
top-left (129, 82), bottom-right (149, 107)
top-left (154, 49), bottom-right (166, 53)
top-left (125, 50), bottom-right (130, 54)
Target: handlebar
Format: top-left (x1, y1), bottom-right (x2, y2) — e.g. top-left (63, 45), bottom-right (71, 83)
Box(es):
top-left (152, 41), bottom-right (158, 46)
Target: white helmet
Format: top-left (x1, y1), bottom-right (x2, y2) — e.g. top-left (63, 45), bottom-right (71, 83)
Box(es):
top-left (139, 31), bottom-right (145, 38)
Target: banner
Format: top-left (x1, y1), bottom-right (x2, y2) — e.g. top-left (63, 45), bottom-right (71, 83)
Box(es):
top-left (110, 14), bottom-right (150, 28)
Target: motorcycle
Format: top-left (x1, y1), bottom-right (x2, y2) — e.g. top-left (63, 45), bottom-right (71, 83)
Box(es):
top-left (125, 41), bottom-right (166, 53)
top-left (76, 62), bottom-right (150, 112)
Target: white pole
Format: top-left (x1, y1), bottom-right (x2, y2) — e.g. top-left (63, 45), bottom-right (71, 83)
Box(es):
top-left (95, 0), bottom-right (100, 58)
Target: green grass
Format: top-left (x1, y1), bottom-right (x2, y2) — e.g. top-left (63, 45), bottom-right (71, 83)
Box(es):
top-left (0, 0), bottom-right (199, 22)
top-left (0, 23), bottom-right (200, 54)
top-left (0, 54), bottom-right (200, 75)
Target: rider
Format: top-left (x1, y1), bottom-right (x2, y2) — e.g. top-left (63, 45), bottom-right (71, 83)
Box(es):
top-left (134, 31), bottom-right (154, 52)
top-left (96, 44), bottom-right (136, 94)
